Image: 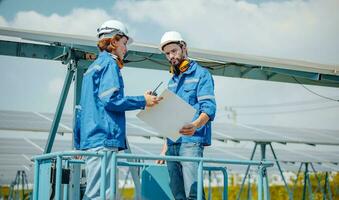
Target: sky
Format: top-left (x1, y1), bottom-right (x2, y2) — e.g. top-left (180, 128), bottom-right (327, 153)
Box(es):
top-left (0, 0), bottom-right (339, 130)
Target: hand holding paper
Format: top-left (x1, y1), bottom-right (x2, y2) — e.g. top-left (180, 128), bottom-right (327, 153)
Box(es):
top-left (137, 89), bottom-right (196, 141)
top-left (179, 123), bottom-right (197, 136)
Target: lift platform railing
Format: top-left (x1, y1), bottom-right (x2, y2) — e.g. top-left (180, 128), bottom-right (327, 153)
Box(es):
top-left (32, 151), bottom-right (273, 200)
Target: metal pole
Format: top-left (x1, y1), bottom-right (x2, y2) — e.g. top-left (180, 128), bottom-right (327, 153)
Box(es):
top-left (197, 161), bottom-right (204, 200)
top-left (247, 174), bottom-right (252, 200)
top-left (237, 143), bottom-right (258, 200)
top-left (44, 62), bottom-right (75, 153)
top-left (21, 171), bottom-right (25, 200)
top-left (302, 163), bottom-right (308, 200)
top-left (310, 163), bottom-right (324, 195)
top-left (324, 172), bottom-right (328, 200)
top-left (55, 156), bottom-right (62, 200)
top-left (63, 160), bottom-right (70, 200)
top-left (72, 62), bottom-right (85, 149)
top-left (223, 168), bottom-right (228, 200)
top-left (292, 162), bottom-right (303, 199)
top-left (110, 151), bottom-right (117, 200)
top-left (208, 170), bottom-right (212, 200)
top-left (258, 165), bottom-right (264, 200)
top-left (125, 139), bottom-right (141, 199)
top-left (269, 143), bottom-right (292, 199)
top-left (33, 159), bottom-right (39, 200)
top-left (260, 143), bottom-right (270, 200)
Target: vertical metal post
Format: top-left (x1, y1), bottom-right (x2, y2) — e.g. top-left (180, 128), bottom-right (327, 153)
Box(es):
top-left (44, 61), bottom-right (75, 153)
top-left (310, 163), bottom-right (324, 195)
top-left (33, 160), bottom-right (39, 200)
top-left (72, 62), bottom-right (85, 148)
top-left (73, 63), bottom-right (85, 108)
top-left (22, 171), bottom-right (25, 200)
top-left (247, 174), bottom-right (252, 200)
top-left (223, 168), bottom-right (228, 200)
top-left (55, 156), bottom-right (62, 200)
top-left (303, 163), bottom-right (308, 200)
top-left (70, 162), bottom-right (81, 200)
top-left (269, 143), bottom-right (292, 199)
top-left (125, 139), bottom-right (141, 199)
top-left (260, 143), bottom-right (270, 200)
top-left (237, 143), bottom-right (258, 200)
top-left (197, 160), bottom-right (204, 200)
top-left (323, 172), bottom-right (327, 200)
top-left (63, 160), bottom-right (69, 200)
top-left (208, 170), bottom-right (212, 200)
top-left (258, 165), bottom-right (263, 200)
top-left (110, 151), bottom-right (117, 200)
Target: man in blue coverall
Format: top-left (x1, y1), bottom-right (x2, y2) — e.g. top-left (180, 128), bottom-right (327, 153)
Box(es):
top-left (157, 31), bottom-right (216, 200)
top-left (73, 20), bottom-right (161, 199)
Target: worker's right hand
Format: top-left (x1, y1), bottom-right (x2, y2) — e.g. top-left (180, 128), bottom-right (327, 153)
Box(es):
top-left (144, 93), bottom-right (163, 107)
top-left (155, 143), bottom-right (167, 164)
top-left (155, 152), bottom-right (166, 165)
top-left (74, 155), bottom-right (84, 160)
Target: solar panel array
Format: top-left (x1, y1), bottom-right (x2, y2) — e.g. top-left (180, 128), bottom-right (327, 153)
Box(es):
top-left (0, 110), bottom-right (338, 185)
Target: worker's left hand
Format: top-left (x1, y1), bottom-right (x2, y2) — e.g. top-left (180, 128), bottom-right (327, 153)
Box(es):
top-left (179, 123), bottom-right (196, 136)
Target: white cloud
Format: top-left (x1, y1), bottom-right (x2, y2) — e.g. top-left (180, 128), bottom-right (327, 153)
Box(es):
top-left (116, 0), bottom-right (339, 64)
top-left (5, 8), bottom-right (112, 36)
top-left (0, 15), bottom-right (8, 26)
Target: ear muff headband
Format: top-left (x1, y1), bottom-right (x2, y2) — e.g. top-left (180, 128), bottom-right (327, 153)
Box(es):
top-left (170, 60), bottom-right (189, 75)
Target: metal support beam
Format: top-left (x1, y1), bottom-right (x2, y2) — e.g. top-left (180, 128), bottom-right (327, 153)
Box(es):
top-left (247, 174), bottom-right (252, 200)
top-left (260, 143), bottom-right (270, 200)
top-left (0, 40), bottom-right (65, 60)
top-left (110, 151), bottom-right (117, 200)
top-left (292, 162), bottom-right (303, 198)
top-left (310, 163), bottom-right (325, 195)
top-left (269, 143), bottom-right (292, 199)
top-left (44, 61), bottom-right (75, 153)
top-left (258, 165), bottom-right (264, 200)
top-left (208, 171), bottom-right (212, 200)
top-left (237, 143), bottom-right (258, 200)
top-left (302, 163), bottom-right (314, 200)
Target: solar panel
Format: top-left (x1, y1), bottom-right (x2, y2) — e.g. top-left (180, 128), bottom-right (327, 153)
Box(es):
top-left (1, 110), bottom-right (339, 146)
top-left (0, 110), bottom-right (339, 185)
top-left (1, 26), bottom-right (338, 87)
top-left (213, 122), bottom-right (339, 145)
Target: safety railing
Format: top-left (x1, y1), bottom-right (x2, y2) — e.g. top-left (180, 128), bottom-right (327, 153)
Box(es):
top-left (32, 151), bottom-right (273, 200)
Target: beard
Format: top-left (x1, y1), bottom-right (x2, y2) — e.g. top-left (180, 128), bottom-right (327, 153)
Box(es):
top-left (170, 57), bottom-right (185, 67)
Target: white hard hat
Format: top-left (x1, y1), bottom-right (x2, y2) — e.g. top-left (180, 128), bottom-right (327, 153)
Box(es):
top-left (97, 20), bottom-right (133, 44)
top-left (160, 31), bottom-right (185, 51)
